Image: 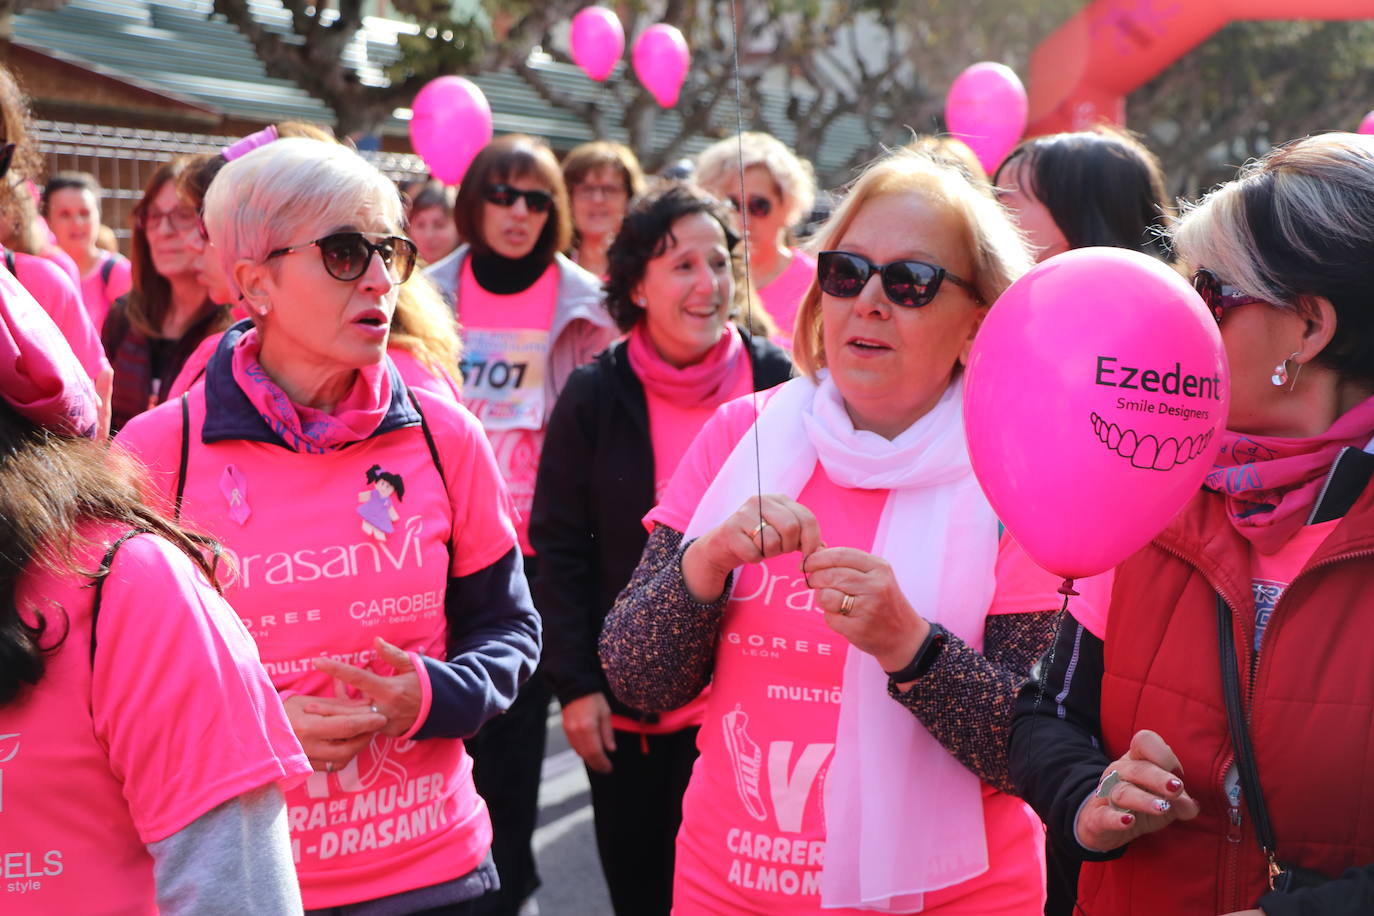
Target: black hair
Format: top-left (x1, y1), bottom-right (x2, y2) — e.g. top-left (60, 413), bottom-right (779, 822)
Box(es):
top-left (603, 181), bottom-right (739, 332)
top-left (995, 128), bottom-right (1171, 259)
top-left (365, 464), bottom-right (405, 501)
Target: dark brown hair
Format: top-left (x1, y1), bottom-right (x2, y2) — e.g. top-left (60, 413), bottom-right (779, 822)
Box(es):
top-left (0, 402), bottom-right (221, 704)
top-left (562, 141), bottom-right (646, 199)
top-left (995, 127), bottom-right (1171, 259)
top-left (453, 134), bottom-right (571, 263)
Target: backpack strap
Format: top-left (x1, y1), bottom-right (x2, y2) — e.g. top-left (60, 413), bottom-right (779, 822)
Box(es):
top-left (405, 387), bottom-right (456, 555)
top-left (99, 254), bottom-right (115, 291)
top-left (174, 393), bottom-right (190, 520)
top-left (89, 529), bottom-right (148, 664)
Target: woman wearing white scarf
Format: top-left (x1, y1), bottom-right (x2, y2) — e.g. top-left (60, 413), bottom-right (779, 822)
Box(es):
top-left (600, 150), bottom-right (1060, 915)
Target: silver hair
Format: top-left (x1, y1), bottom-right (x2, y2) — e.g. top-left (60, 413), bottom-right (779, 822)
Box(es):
top-left (203, 137), bottom-right (403, 297)
top-left (695, 132), bottom-right (818, 231)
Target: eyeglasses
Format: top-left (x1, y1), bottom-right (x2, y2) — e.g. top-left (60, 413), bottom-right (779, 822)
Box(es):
top-left (1191, 268), bottom-right (1268, 323)
top-left (137, 204), bottom-right (200, 234)
top-left (727, 194), bottom-right (773, 219)
top-left (816, 250), bottom-right (983, 308)
top-left (266, 232), bottom-right (418, 283)
top-left (572, 183), bottom-right (627, 201)
top-left (484, 184), bottom-right (554, 213)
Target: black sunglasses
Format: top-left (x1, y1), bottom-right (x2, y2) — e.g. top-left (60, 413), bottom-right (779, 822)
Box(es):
top-left (266, 232), bottom-right (418, 283)
top-left (484, 184), bottom-right (554, 213)
top-left (727, 194), bottom-right (773, 219)
top-left (817, 250), bottom-right (982, 308)
top-left (0, 142), bottom-right (14, 181)
top-left (1191, 268), bottom-right (1267, 324)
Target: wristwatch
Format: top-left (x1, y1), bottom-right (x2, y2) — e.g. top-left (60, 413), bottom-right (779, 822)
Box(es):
top-left (884, 622), bottom-right (948, 683)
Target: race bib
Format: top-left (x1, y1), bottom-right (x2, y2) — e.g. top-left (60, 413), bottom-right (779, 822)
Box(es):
top-left (459, 327), bottom-right (549, 432)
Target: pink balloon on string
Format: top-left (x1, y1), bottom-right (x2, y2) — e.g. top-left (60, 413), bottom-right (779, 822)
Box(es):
top-left (632, 24), bottom-right (690, 108)
top-left (409, 76), bottom-right (493, 184)
top-left (570, 7), bottom-right (625, 82)
top-left (1358, 110), bottom-right (1374, 135)
top-left (945, 62), bottom-right (1028, 174)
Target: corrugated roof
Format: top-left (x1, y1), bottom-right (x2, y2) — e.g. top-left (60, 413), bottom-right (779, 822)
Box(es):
top-left (13, 0), bottom-right (885, 180)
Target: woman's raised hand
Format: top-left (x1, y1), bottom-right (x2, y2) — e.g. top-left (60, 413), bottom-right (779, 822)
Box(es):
top-left (1075, 729), bottom-right (1200, 852)
top-left (805, 547), bottom-right (928, 673)
top-left (312, 637), bottom-right (424, 739)
top-left (681, 494), bottom-right (823, 603)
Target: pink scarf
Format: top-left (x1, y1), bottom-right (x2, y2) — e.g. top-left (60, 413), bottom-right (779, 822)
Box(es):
top-left (626, 321), bottom-right (746, 409)
top-left (231, 329), bottom-right (391, 454)
top-left (1207, 395), bottom-right (1374, 552)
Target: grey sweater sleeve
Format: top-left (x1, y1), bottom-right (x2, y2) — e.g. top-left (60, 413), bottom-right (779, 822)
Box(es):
top-left (147, 783), bottom-right (302, 916)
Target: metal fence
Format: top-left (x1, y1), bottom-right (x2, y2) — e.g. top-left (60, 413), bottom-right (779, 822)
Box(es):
top-left (33, 120), bottom-right (428, 249)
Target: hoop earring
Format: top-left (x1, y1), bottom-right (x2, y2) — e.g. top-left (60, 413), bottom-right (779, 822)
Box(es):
top-left (1271, 350), bottom-right (1300, 388)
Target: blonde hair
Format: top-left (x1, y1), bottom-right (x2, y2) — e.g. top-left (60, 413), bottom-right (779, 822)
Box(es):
top-left (694, 132), bottom-right (818, 231)
top-left (791, 148), bottom-right (1032, 378)
top-left (389, 273), bottom-right (462, 389)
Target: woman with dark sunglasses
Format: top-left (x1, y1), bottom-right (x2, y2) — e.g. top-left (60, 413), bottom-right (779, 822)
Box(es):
top-left (601, 149), bottom-right (1061, 915)
top-left (101, 156), bottom-right (227, 432)
top-left (426, 133), bottom-right (615, 916)
top-left (1010, 133), bottom-right (1374, 916)
top-left (695, 132), bottom-right (819, 349)
top-left (117, 137), bottom-right (540, 916)
top-left (530, 183), bottom-right (792, 916)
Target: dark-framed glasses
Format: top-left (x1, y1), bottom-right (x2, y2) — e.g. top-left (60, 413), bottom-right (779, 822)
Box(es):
top-left (727, 194), bottom-right (773, 219)
top-left (484, 184), bottom-right (554, 213)
top-left (137, 203), bottom-right (200, 234)
top-left (266, 232), bottom-right (418, 283)
top-left (1191, 268), bottom-right (1268, 324)
top-left (816, 249), bottom-right (983, 308)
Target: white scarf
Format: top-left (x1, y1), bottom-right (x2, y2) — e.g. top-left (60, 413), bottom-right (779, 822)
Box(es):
top-left (685, 373), bottom-right (999, 912)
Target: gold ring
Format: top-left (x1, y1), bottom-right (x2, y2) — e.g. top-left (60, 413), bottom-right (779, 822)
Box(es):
top-left (750, 520), bottom-right (770, 538)
top-left (839, 593), bottom-right (856, 615)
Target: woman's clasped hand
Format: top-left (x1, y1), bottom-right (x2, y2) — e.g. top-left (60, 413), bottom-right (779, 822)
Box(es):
top-left (1074, 730), bottom-right (1200, 851)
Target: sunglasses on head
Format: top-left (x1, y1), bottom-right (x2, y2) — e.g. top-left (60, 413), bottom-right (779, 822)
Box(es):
top-left (1191, 268), bottom-right (1268, 324)
top-left (727, 194), bottom-right (773, 219)
top-left (484, 184), bottom-right (554, 213)
top-left (266, 232), bottom-right (418, 283)
top-left (816, 250), bottom-right (982, 309)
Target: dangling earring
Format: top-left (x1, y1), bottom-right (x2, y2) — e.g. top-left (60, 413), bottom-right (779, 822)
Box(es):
top-left (1271, 351), bottom-right (1300, 388)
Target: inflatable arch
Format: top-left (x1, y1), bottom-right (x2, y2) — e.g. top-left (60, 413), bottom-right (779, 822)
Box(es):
top-left (1027, 0), bottom-right (1374, 136)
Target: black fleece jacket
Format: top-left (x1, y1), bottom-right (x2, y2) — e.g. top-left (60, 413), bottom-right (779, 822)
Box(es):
top-left (528, 328), bottom-right (792, 719)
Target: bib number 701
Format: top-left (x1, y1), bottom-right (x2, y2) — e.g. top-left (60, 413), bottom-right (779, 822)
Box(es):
top-left (460, 358), bottom-right (528, 390)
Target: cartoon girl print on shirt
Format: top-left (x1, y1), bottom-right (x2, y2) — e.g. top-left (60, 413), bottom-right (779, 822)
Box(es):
top-left (358, 464), bottom-right (405, 541)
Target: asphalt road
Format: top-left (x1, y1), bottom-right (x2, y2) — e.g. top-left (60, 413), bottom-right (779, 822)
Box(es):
top-left (528, 706), bottom-right (614, 916)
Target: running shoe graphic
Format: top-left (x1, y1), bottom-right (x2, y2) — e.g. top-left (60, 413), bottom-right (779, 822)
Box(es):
top-left (722, 704), bottom-right (768, 821)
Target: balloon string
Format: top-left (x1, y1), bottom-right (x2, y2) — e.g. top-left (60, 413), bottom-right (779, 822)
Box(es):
top-left (724, 0), bottom-right (765, 531)
top-left (1019, 584), bottom-right (1074, 788)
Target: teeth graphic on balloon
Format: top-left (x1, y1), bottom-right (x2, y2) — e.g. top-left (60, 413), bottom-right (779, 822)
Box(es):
top-left (1090, 412), bottom-right (1212, 471)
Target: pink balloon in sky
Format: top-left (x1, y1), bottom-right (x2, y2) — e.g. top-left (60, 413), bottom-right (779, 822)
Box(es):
top-left (964, 247), bottom-right (1229, 582)
top-left (409, 76), bottom-right (492, 185)
top-left (945, 62), bottom-right (1028, 174)
top-left (632, 24), bottom-right (689, 108)
top-left (1359, 110), bottom-right (1374, 134)
top-left (570, 7), bottom-right (625, 82)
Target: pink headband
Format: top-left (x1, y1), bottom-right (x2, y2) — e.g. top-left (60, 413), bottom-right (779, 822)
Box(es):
top-left (0, 267), bottom-right (98, 437)
top-left (222, 125), bottom-right (279, 162)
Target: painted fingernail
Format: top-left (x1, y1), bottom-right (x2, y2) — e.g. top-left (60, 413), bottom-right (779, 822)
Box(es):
top-left (1166, 778), bottom-right (1182, 793)
top-left (1153, 798), bottom-right (1172, 814)
top-left (1120, 813), bottom-right (1135, 826)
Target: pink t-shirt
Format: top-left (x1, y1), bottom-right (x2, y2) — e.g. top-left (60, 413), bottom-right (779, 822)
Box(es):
top-left (116, 386), bottom-right (518, 909)
top-left (758, 250), bottom-right (816, 351)
top-left (988, 536), bottom-right (1115, 640)
top-left (79, 251), bottom-right (132, 333)
top-left (458, 260), bottom-right (561, 555)
top-left (39, 245), bottom-right (81, 290)
top-left (1251, 519), bottom-right (1339, 651)
top-left (609, 355), bottom-right (755, 736)
top-left (7, 251), bottom-right (110, 387)
top-left (2, 525), bottom-right (308, 915)
top-left (645, 397), bottom-right (1046, 915)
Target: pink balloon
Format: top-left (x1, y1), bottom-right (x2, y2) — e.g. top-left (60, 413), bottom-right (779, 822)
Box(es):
top-left (632, 24), bottom-right (689, 108)
top-left (964, 248), bottom-right (1230, 581)
top-left (409, 76), bottom-right (493, 185)
top-left (945, 62), bottom-right (1028, 174)
top-left (1359, 110), bottom-right (1374, 134)
top-left (571, 7), bottom-right (625, 82)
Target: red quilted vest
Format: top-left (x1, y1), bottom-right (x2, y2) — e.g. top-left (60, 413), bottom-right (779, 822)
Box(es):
top-left (1077, 484), bottom-right (1374, 915)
